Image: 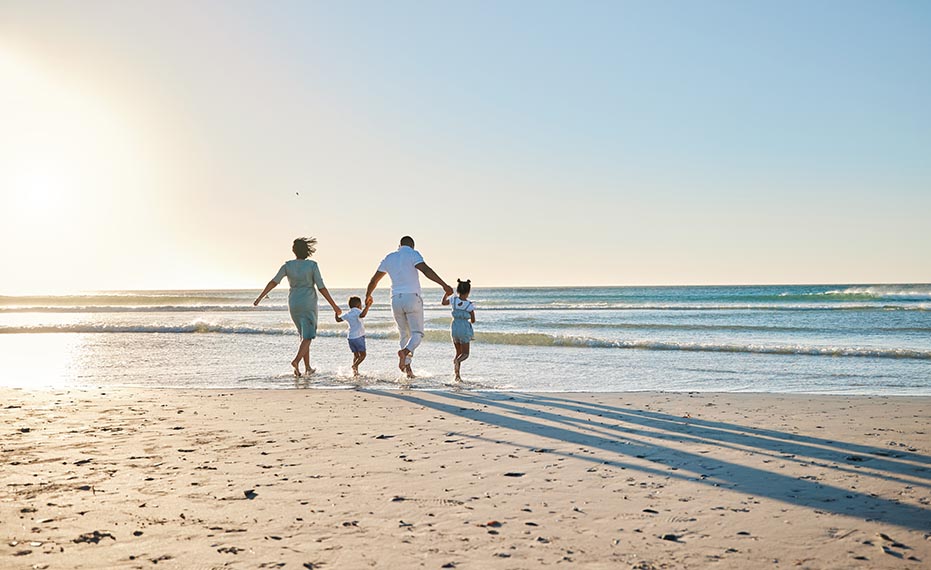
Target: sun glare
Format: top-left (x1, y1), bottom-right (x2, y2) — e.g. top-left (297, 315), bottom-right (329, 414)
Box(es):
top-left (0, 46), bottom-right (154, 292)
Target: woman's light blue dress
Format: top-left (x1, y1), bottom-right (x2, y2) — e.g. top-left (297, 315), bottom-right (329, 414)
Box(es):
top-left (273, 259), bottom-right (326, 340)
top-left (450, 296), bottom-right (474, 343)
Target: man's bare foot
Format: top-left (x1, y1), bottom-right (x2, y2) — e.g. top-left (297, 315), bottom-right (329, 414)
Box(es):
top-left (352, 366), bottom-right (359, 377)
top-left (398, 349), bottom-right (413, 371)
top-left (405, 365), bottom-right (415, 379)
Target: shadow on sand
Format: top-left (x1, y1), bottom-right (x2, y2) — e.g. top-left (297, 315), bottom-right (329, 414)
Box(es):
top-left (372, 390), bottom-right (931, 532)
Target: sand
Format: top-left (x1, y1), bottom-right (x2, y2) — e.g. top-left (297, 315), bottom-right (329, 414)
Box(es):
top-left (2, 388), bottom-right (929, 569)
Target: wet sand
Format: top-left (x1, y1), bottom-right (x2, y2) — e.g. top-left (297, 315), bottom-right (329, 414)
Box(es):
top-left (2, 388), bottom-right (929, 569)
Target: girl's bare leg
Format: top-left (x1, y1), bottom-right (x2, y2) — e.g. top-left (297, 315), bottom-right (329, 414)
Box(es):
top-left (454, 342), bottom-right (470, 381)
top-left (453, 342), bottom-right (463, 381)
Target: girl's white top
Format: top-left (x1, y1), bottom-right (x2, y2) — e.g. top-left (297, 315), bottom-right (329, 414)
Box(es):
top-left (451, 296), bottom-right (475, 313)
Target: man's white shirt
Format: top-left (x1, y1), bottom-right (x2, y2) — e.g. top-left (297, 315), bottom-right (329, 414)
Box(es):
top-left (377, 246), bottom-right (425, 296)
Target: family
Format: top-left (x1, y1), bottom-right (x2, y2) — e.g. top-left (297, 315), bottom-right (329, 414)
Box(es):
top-left (253, 236), bottom-right (476, 382)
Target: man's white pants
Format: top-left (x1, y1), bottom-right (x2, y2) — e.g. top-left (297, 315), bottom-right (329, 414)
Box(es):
top-left (392, 293), bottom-right (424, 353)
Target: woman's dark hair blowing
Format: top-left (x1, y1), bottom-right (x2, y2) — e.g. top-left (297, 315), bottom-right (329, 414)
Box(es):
top-left (456, 279), bottom-right (471, 296)
top-left (292, 237), bottom-right (317, 259)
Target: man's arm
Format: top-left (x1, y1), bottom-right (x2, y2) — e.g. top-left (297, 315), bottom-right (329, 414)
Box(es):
top-left (415, 262), bottom-right (453, 295)
top-left (365, 271), bottom-right (386, 306)
top-left (360, 297), bottom-right (373, 318)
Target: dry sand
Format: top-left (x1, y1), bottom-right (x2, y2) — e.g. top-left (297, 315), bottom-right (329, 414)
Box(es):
top-left (2, 388), bottom-right (929, 569)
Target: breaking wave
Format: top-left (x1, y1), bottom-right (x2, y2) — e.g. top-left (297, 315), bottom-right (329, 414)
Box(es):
top-left (3, 323), bottom-right (927, 361)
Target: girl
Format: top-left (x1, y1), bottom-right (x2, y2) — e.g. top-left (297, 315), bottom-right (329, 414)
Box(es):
top-left (254, 237), bottom-right (342, 377)
top-left (442, 279), bottom-right (476, 381)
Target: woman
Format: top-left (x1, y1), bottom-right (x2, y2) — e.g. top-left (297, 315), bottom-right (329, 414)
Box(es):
top-left (254, 237), bottom-right (341, 377)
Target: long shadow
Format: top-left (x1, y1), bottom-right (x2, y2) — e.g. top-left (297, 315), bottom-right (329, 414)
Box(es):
top-left (531, 392), bottom-right (931, 467)
top-left (471, 394), bottom-right (931, 492)
top-left (438, 391), bottom-right (931, 488)
top-left (493, 393), bottom-right (931, 488)
top-left (372, 390), bottom-right (931, 531)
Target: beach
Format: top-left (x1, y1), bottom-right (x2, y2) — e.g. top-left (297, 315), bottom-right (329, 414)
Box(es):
top-left (2, 388), bottom-right (928, 569)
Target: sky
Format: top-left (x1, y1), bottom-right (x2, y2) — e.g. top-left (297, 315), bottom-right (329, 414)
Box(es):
top-left (1, 1), bottom-right (929, 293)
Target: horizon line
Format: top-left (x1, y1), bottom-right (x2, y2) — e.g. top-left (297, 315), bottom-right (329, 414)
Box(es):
top-left (2, 281), bottom-right (930, 296)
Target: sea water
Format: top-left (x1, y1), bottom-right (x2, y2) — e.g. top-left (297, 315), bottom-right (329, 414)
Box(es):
top-left (1, 285), bottom-right (929, 394)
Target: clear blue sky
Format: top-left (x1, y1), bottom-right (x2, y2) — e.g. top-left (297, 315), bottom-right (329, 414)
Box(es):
top-left (1, 1), bottom-right (929, 291)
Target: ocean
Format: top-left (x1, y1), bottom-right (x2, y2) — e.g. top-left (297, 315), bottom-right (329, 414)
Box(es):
top-left (1, 285), bottom-right (929, 394)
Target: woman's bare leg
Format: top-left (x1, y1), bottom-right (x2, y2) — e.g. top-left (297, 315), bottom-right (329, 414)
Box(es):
top-left (292, 339), bottom-right (312, 376)
top-left (303, 339), bottom-right (315, 374)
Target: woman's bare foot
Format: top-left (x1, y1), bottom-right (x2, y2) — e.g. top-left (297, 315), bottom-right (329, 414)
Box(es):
top-left (291, 361), bottom-right (302, 378)
top-left (352, 366), bottom-right (359, 377)
top-left (405, 365), bottom-right (415, 379)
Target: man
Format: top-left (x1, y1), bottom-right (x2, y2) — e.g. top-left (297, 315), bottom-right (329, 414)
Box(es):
top-left (366, 236), bottom-right (453, 378)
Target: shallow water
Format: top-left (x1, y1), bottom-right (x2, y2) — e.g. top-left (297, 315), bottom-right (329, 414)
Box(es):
top-left (1, 285), bottom-right (929, 394)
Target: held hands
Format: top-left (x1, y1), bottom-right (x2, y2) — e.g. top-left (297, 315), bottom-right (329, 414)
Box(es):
top-left (365, 295), bottom-right (374, 307)
top-left (443, 284), bottom-right (454, 296)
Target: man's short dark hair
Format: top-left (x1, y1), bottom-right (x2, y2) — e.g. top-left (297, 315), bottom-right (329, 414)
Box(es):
top-left (400, 236), bottom-right (415, 248)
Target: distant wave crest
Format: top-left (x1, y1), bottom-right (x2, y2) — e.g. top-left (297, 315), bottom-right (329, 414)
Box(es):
top-left (2, 302), bottom-right (928, 314)
top-left (4, 323), bottom-right (927, 361)
top-left (0, 305), bottom-right (289, 314)
top-left (777, 285), bottom-right (931, 302)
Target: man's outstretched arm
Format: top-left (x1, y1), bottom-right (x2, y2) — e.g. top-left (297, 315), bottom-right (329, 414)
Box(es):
top-left (365, 271), bottom-right (386, 305)
top-left (416, 262), bottom-right (453, 295)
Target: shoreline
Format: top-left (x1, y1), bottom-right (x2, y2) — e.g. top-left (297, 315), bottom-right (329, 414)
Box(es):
top-left (7, 384), bottom-right (931, 397)
top-left (2, 388), bottom-right (929, 568)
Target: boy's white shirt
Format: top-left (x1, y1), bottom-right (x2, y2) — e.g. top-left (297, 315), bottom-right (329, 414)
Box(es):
top-left (342, 307), bottom-right (365, 339)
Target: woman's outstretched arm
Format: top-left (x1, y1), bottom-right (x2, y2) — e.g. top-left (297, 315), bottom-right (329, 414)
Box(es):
top-left (318, 288), bottom-right (342, 317)
top-left (254, 280), bottom-right (278, 306)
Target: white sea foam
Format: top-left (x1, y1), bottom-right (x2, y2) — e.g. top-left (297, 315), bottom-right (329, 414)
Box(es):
top-left (4, 323), bottom-right (927, 361)
top-left (818, 285), bottom-right (931, 300)
top-left (2, 302), bottom-right (928, 314)
top-left (0, 305), bottom-right (289, 313)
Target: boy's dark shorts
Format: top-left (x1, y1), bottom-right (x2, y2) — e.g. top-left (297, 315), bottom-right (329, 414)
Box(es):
top-left (348, 336), bottom-right (366, 353)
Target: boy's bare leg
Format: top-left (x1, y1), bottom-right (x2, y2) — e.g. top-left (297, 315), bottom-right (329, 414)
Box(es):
top-left (352, 352), bottom-right (366, 376)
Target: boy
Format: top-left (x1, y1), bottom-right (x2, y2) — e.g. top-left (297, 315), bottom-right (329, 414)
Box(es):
top-left (336, 296), bottom-right (373, 376)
